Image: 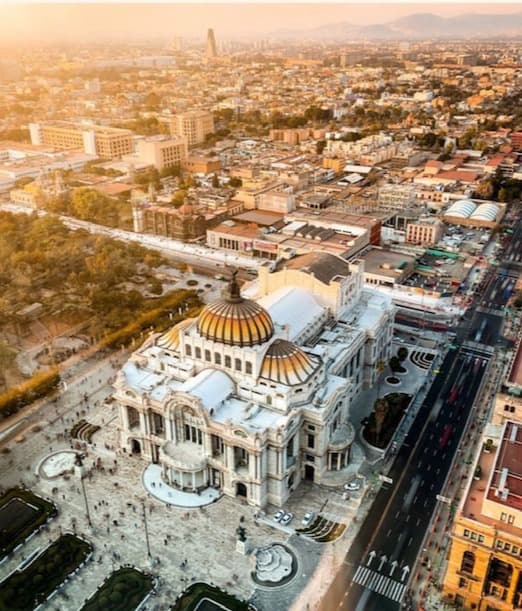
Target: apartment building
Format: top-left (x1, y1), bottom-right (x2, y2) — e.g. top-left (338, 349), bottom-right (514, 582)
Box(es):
top-left (169, 111), bottom-right (214, 147)
top-left (405, 218), bottom-right (444, 246)
top-left (442, 420), bottom-right (522, 610)
top-left (29, 121), bottom-right (133, 159)
top-left (134, 136), bottom-right (187, 171)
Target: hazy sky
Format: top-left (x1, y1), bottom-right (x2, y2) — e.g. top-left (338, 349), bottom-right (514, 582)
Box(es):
top-left (0, 3), bottom-right (520, 43)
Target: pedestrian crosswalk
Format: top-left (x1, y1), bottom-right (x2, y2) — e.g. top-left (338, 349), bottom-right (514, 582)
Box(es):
top-left (352, 565), bottom-right (406, 602)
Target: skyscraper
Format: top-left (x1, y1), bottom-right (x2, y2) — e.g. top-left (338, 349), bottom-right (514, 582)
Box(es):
top-left (206, 28), bottom-right (217, 59)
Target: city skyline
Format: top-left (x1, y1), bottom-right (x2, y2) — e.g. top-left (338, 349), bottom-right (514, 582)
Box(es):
top-left (0, 3), bottom-right (521, 43)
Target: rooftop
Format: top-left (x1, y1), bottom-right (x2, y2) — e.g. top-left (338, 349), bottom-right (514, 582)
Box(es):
top-left (278, 251), bottom-right (352, 285)
top-left (486, 421), bottom-right (522, 512)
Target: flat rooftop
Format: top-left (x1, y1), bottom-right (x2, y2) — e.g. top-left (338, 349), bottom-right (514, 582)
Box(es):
top-left (359, 248), bottom-right (415, 277)
top-left (486, 421), bottom-right (522, 512)
top-left (233, 210), bottom-right (285, 227)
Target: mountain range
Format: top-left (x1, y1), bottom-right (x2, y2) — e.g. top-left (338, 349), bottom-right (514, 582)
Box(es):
top-left (271, 12), bottom-right (522, 41)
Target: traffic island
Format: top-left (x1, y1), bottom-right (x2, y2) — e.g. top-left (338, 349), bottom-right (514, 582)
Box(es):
top-left (362, 393), bottom-right (412, 450)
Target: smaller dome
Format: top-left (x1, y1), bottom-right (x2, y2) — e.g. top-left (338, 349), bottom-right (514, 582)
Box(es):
top-left (157, 318), bottom-right (195, 350)
top-left (445, 199), bottom-right (476, 218)
top-left (470, 202), bottom-right (499, 222)
top-left (260, 340), bottom-right (318, 386)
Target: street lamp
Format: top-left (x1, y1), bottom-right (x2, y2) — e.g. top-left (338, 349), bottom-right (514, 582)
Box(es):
top-left (141, 501), bottom-right (152, 559)
top-left (75, 454), bottom-right (92, 527)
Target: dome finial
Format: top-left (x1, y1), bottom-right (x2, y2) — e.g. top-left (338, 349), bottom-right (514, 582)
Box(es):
top-left (227, 269), bottom-right (241, 302)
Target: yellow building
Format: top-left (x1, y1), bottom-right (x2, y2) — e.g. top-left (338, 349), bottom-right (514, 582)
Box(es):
top-left (405, 219), bottom-right (444, 246)
top-left (181, 154), bottom-right (221, 174)
top-left (323, 157), bottom-right (345, 175)
top-left (134, 136), bottom-right (187, 171)
top-left (29, 121), bottom-right (133, 159)
top-left (442, 420), bottom-right (522, 610)
top-left (169, 111), bottom-right (214, 147)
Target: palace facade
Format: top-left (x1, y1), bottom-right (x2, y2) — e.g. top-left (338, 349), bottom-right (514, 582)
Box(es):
top-left (114, 252), bottom-right (395, 508)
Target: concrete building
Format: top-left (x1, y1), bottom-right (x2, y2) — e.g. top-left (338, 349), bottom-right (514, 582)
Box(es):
top-left (114, 256), bottom-right (394, 508)
top-left (182, 155), bottom-right (221, 175)
top-left (206, 28), bottom-right (217, 59)
top-left (133, 136), bottom-right (187, 171)
top-left (405, 218), bottom-right (444, 246)
top-left (169, 111), bottom-right (215, 147)
top-left (29, 121), bottom-right (133, 159)
top-left (443, 199), bottom-right (506, 230)
top-left (442, 420), bottom-right (522, 610)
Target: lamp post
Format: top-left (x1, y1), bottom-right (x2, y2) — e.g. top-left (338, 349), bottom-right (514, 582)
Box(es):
top-left (75, 454), bottom-right (92, 527)
top-left (142, 501), bottom-right (152, 559)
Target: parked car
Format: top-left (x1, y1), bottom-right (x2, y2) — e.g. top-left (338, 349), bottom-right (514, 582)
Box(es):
top-left (273, 510), bottom-right (285, 522)
top-left (344, 481), bottom-right (361, 491)
top-left (281, 512), bottom-right (294, 526)
top-left (301, 512), bottom-right (315, 527)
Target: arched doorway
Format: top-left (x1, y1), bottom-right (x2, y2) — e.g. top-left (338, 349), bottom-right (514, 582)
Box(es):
top-left (304, 465), bottom-right (315, 482)
top-left (236, 482), bottom-right (247, 498)
top-left (131, 439), bottom-right (141, 454)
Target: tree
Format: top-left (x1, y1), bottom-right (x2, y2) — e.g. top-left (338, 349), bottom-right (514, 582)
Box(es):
top-left (316, 140), bottom-right (327, 155)
top-left (374, 397), bottom-right (389, 444)
top-left (171, 190), bottom-right (186, 207)
top-left (389, 356), bottom-right (402, 373)
top-left (375, 359), bottom-right (386, 398)
top-left (0, 341), bottom-right (16, 390)
top-left (228, 177), bottom-right (242, 188)
top-left (397, 347), bottom-right (409, 362)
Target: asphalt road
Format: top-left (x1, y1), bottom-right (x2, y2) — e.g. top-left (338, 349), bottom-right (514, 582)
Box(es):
top-left (319, 265), bottom-right (513, 611)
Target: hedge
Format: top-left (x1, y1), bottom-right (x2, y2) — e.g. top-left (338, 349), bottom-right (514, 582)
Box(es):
top-left (80, 567), bottom-right (153, 611)
top-left (0, 368), bottom-right (60, 421)
top-left (100, 290), bottom-right (201, 351)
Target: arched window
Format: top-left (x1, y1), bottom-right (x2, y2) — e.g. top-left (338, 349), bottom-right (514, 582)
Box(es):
top-left (205, 349), bottom-right (211, 361)
top-left (185, 345), bottom-right (192, 356)
top-left (215, 353), bottom-right (221, 365)
top-left (195, 347), bottom-right (201, 359)
top-left (461, 551), bottom-right (475, 574)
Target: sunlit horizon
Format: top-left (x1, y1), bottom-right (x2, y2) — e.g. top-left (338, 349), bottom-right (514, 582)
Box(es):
top-left (0, 3), bottom-right (521, 43)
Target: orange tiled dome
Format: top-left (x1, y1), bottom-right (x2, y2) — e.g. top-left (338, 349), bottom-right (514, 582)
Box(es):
top-left (197, 273), bottom-right (274, 347)
top-left (260, 339), bottom-right (318, 386)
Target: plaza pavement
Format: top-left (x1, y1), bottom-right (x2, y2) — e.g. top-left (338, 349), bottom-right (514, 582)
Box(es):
top-left (0, 338), bottom-right (438, 611)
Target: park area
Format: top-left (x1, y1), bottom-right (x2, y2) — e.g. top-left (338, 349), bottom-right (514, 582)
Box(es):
top-left (0, 488), bottom-right (57, 559)
top-left (0, 533), bottom-right (92, 611)
top-left (80, 567), bottom-right (154, 611)
top-left (172, 582), bottom-right (251, 611)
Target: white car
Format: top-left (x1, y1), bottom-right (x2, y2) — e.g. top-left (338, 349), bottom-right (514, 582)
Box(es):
top-left (273, 509), bottom-right (285, 522)
top-left (281, 512), bottom-right (294, 526)
top-left (344, 481), bottom-right (361, 491)
top-left (301, 512), bottom-right (315, 527)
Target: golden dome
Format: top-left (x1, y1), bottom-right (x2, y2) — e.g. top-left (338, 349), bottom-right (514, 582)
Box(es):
top-left (157, 318), bottom-right (195, 350)
top-left (197, 273), bottom-right (274, 347)
top-left (260, 339), bottom-right (318, 386)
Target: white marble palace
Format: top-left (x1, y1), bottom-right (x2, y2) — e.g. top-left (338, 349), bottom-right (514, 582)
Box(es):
top-left (114, 252), bottom-right (395, 508)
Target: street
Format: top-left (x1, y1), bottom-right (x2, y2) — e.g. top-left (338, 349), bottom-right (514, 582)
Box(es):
top-left (319, 263), bottom-right (513, 611)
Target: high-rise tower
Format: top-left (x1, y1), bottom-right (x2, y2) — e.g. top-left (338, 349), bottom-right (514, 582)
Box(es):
top-left (206, 28), bottom-right (217, 59)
